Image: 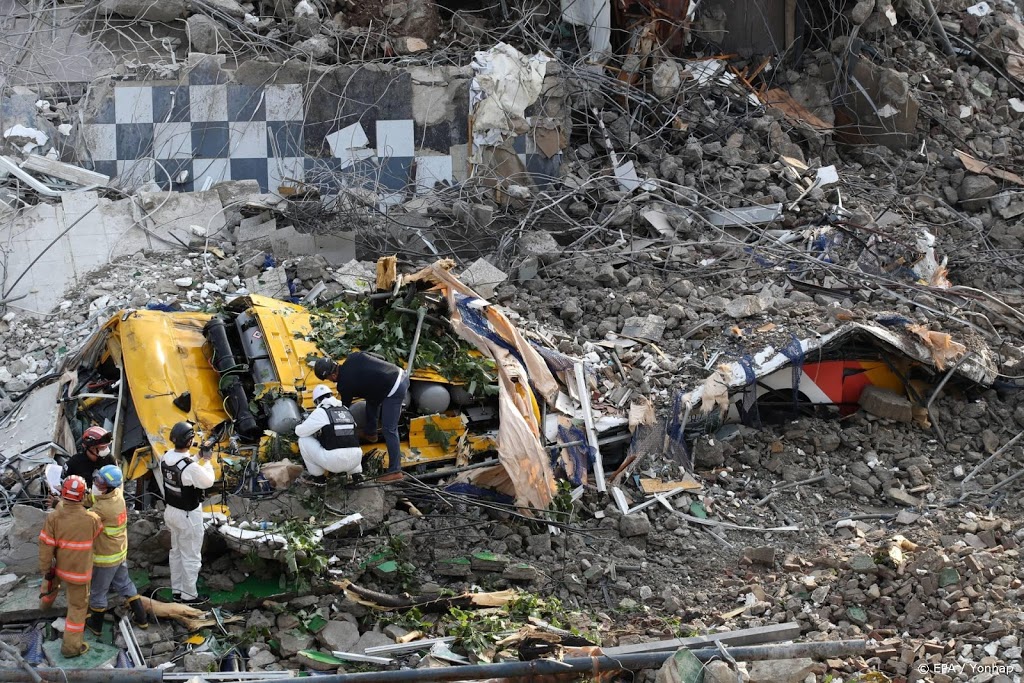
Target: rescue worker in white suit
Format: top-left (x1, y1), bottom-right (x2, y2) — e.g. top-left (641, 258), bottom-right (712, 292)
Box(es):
top-left (160, 421), bottom-right (215, 605)
top-left (294, 385), bottom-right (364, 484)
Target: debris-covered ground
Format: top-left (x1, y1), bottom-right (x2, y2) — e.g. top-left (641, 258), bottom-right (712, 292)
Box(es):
top-left (2, 0), bottom-right (1024, 676)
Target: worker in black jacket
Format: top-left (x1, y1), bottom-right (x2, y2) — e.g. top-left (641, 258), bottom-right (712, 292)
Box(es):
top-left (314, 353), bottom-right (409, 482)
top-left (64, 426), bottom-right (115, 483)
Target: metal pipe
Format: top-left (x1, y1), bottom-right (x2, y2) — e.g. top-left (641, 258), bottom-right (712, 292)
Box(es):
top-left (0, 669), bottom-right (164, 683)
top-left (270, 640), bottom-right (866, 683)
top-left (405, 306), bottom-right (427, 374)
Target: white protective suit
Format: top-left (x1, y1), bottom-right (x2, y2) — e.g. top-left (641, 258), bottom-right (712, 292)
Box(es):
top-left (159, 449), bottom-right (215, 601)
top-left (294, 397), bottom-right (364, 476)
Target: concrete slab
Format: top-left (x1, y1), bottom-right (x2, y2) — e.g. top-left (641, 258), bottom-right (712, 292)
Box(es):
top-left (313, 232), bottom-right (356, 265)
top-left (0, 579), bottom-right (65, 624)
top-left (244, 266), bottom-right (289, 298)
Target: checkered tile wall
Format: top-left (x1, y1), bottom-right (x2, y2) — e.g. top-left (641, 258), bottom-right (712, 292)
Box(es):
top-left (80, 68), bottom-right (561, 199)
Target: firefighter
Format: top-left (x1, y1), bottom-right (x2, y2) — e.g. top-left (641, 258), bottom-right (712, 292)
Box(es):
top-left (38, 475), bottom-right (103, 658)
top-left (64, 426), bottom-right (115, 483)
top-left (160, 421), bottom-right (215, 605)
top-left (86, 465), bottom-right (149, 634)
top-left (294, 384), bottom-right (364, 484)
top-left (314, 353), bottom-right (409, 483)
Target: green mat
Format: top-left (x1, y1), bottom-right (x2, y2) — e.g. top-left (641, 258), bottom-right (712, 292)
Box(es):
top-left (153, 575), bottom-right (300, 605)
top-left (43, 636), bottom-right (119, 669)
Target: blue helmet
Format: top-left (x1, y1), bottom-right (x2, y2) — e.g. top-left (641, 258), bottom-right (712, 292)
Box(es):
top-left (95, 464), bottom-right (124, 489)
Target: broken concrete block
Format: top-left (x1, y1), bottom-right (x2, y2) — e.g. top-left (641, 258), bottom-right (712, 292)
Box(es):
top-left (470, 551), bottom-right (508, 572)
top-left (394, 36), bottom-right (428, 53)
top-left (725, 292), bottom-right (774, 318)
top-left (353, 629), bottom-right (393, 654)
top-left (959, 175), bottom-right (998, 203)
top-left (237, 214), bottom-right (277, 243)
top-left (518, 230), bottom-right (562, 263)
top-left (618, 513), bottom-right (651, 538)
top-left (271, 225), bottom-right (315, 258)
top-left (746, 658), bottom-right (815, 683)
top-left (460, 258), bottom-right (507, 299)
top-left (186, 14), bottom-right (228, 54)
top-left (244, 267), bottom-right (289, 298)
top-left (502, 563), bottom-right (539, 582)
top-left (332, 260), bottom-right (375, 292)
top-left (317, 620), bottom-right (360, 652)
top-left (435, 557), bottom-right (472, 577)
top-left (887, 487), bottom-right (921, 507)
top-left (621, 314), bottom-right (666, 342)
top-left (279, 629), bottom-right (315, 657)
top-left (858, 385), bottom-right (912, 423)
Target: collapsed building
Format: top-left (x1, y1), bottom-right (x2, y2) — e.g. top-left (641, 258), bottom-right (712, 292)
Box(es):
top-left (1, 0), bottom-right (1024, 678)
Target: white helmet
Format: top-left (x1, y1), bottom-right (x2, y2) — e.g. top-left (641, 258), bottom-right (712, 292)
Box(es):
top-left (312, 384), bottom-right (333, 404)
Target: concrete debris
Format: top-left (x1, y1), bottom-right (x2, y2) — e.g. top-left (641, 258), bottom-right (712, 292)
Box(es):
top-left (2, 0), bottom-right (1024, 678)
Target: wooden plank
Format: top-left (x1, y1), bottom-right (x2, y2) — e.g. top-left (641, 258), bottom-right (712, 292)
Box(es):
top-left (574, 361), bottom-right (605, 492)
top-left (764, 88), bottom-right (834, 131)
top-left (21, 154), bottom-right (109, 186)
top-left (602, 622), bottom-right (802, 656)
top-left (640, 476), bottom-right (702, 494)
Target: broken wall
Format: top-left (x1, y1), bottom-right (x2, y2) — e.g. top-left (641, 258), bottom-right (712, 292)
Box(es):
top-left (74, 54), bottom-right (568, 202)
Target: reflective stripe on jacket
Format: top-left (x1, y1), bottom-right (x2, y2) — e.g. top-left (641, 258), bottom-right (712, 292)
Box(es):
top-left (38, 501), bottom-right (102, 585)
top-left (91, 487), bottom-right (129, 566)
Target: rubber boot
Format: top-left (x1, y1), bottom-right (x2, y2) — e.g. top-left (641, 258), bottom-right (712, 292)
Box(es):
top-left (127, 596), bottom-right (149, 629)
top-left (86, 608), bottom-right (106, 636)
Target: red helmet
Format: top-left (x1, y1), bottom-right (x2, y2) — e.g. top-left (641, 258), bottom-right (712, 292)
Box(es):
top-left (82, 426), bottom-right (111, 450)
top-left (61, 475), bottom-right (88, 503)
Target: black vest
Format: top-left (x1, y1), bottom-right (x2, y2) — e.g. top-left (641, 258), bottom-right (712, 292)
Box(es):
top-left (317, 404), bottom-right (359, 450)
top-left (161, 455), bottom-right (203, 510)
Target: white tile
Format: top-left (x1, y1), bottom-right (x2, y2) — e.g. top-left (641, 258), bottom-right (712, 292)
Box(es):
top-left (83, 124), bottom-right (117, 161)
top-left (115, 159), bottom-right (154, 190)
top-left (192, 158), bottom-right (231, 188)
top-left (267, 156), bottom-right (305, 195)
top-left (376, 119), bottom-right (414, 158)
top-left (338, 147), bottom-right (375, 170)
top-left (326, 123), bottom-right (368, 157)
top-left (264, 84), bottom-right (304, 121)
top-left (228, 121), bottom-right (268, 158)
top-left (415, 155), bottom-right (452, 193)
top-left (114, 86), bottom-right (153, 124)
top-left (153, 122), bottom-right (193, 159)
top-left (190, 85), bottom-right (228, 122)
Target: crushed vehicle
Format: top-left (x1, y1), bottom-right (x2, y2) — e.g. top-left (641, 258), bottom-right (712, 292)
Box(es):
top-left (0, 259), bottom-right (634, 513)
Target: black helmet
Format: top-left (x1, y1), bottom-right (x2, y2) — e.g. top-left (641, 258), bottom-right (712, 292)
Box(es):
top-left (170, 422), bottom-right (195, 449)
top-left (313, 357), bottom-right (337, 380)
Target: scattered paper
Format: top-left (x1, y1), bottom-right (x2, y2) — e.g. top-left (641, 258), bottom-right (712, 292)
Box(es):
top-left (966, 1), bottom-right (991, 16)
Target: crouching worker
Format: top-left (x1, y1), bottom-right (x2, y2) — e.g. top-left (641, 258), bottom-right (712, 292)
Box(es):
top-left (39, 476), bottom-right (102, 658)
top-left (294, 384), bottom-right (363, 485)
top-left (87, 465), bottom-right (149, 634)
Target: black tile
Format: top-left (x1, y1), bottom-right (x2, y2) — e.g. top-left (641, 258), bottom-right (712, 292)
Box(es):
top-left (155, 159), bottom-right (194, 192)
top-left (303, 67), bottom-right (412, 154)
top-left (115, 123), bottom-right (154, 160)
top-left (414, 121), bottom-right (452, 154)
top-left (230, 158), bottom-right (268, 193)
top-left (192, 122), bottom-right (230, 158)
top-left (513, 134), bottom-right (527, 154)
top-left (92, 97), bottom-right (116, 125)
top-left (152, 86), bottom-right (191, 123)
top-left (267, 121), bottom-right (304, 158)
top-left (227, 84), bottom-right (266, 121)
top-left (377, 156), bottom-right (412, 191)
top-left (84, 160), bottom-right (117, 178)
top-left (187, 57), bottom-right (230, 86)
top-left (342, 157), bottom-right (381, 191)
top-left (526, 153), bottom-right (561, 189)
top-left (304, 157), bottom-right (346, 192)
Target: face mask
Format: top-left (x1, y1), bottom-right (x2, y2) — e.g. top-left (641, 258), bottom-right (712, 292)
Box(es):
top-left (92, 484), bottom-right (102, 496)
top-left (97, 446), bottom-right (111, 458)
